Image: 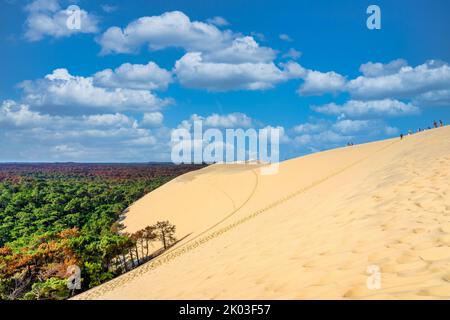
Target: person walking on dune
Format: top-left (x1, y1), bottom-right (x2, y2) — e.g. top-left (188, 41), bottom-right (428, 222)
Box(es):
top-left (400, 133), bottom-right (404, 140)
top-left (434, 120), bottom-right (437, 128)
top-left (439, 120), bottom-right (443, 127)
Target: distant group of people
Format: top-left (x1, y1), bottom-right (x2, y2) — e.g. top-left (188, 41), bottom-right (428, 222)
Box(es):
top-left (434, 120), bottom-right (443, 128)
top-left (400, 120), bottom-right (444, 140)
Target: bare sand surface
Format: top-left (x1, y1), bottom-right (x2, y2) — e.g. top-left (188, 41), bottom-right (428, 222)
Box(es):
top-left (74, 126), bottom-right (450, 299)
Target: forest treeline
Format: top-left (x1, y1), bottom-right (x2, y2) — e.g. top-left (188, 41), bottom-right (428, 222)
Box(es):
top-left (0, 164), bottom-right (204, 300)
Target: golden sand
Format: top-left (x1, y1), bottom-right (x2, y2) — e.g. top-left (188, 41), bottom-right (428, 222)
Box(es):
top-left (74, 126), bottom-right (450, 300)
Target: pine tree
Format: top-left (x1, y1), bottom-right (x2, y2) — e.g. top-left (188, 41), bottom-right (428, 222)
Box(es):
top-left (154, 221), bottom-right (176, 250)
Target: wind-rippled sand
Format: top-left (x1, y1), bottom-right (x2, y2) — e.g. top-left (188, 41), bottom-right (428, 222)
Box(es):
top-left (75, 126), bottom-right (450, 300)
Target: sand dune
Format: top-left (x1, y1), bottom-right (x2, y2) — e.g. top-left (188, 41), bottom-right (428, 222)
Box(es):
top-left (74, 126), bottom-right (450, 300)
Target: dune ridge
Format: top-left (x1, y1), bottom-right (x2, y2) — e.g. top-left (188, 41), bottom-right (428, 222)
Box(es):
top-left (74, 126), bottom-right (450, 300)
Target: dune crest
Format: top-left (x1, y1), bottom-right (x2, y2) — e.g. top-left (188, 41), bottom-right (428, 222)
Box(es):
top-left (74, 126), bottom-right (450, 300)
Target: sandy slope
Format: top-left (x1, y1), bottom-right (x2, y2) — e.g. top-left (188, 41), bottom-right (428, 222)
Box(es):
top-left (75, 126), bottom-right (450, 300)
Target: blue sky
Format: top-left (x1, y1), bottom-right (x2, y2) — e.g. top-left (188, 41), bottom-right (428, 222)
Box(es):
top-left (0, 0), bottom-right (449, 162)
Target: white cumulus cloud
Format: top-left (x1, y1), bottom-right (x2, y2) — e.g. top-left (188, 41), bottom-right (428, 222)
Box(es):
top-left (313, 99), bottom-right (420, 118)
top-left (203, 36), bottom-right (276, 63)
top-left (206, 16), bottom-right (230, 26)
top-left (19, 68), bottom-right (171, 112)
top-left (359, 59), bottom-right (408, 77)
top-left (180, 113), bottom-right (254, 129)
top-left (0, 100), bottom-right (169, 162)
top-left (24, 0), bottom-right (99, 41)
top-left (292, 118), bottom-right (399, 152)
top-left (413, 89), bottom-right (450, 106)
top-left (97, 11), bottom-right (234, 54)
top-left (141, 112), bottom-right (164, 127)
top-left (348, 60), bottom-right (450, 100)
top-left (174, 52), bottom-right (304, 91)
top-left (93, 61), bottom-right (173, 91)
top-left (298, 70), bottom-right (347, 96)
top-left (282, 48), bottom-right (302, 60)
top-left (279, 34), bottom-right (293, 42)
top-left (97, 11), bottom-right (275, 65)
